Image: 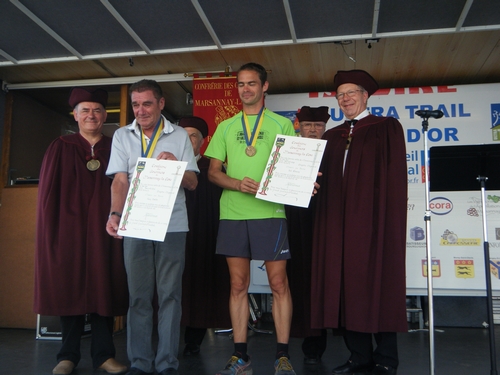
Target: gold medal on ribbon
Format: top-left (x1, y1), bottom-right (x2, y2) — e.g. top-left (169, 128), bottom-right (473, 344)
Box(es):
top-left (87, 143), bottom-right (101, 170)
top-left (87, 159), bottom-right (100, 171)
top-left (142, 117), bottom-right (163, 158)
top-left (245, 146), bottom-right (256, 157)
top-left (242, 108), bottom-right (265, 158)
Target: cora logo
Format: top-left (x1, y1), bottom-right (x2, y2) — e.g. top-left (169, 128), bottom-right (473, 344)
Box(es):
top-left (430, 197), bottom-right (453, 215)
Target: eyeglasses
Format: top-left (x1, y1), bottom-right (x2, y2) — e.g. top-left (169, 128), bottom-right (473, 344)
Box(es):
top-left (336, 89), bottom-right (362, 100)
top-left (301, 122), bottom-right (326, 129)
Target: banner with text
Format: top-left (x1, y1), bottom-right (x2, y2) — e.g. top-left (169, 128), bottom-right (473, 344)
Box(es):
top-left (193, 74), bottom-right (241, 154)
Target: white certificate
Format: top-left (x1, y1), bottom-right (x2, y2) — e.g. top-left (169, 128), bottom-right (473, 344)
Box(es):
top-left (117, 157), bottom-right (187, 241)
top-left (256, 135), bottom-right (326, 208)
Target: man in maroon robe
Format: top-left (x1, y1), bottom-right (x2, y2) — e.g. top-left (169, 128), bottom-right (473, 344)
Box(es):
top-left (286, 106), bottom-right (329, 365)
top-left (34, 87), bottom-right (129, 375)
top-left (178, 116), bottom-right (231, 356)
top-left (311, 70), bottom-right (407, 375)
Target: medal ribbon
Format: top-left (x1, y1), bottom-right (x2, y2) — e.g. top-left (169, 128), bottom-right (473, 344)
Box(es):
top-left (141, 117), bottom-right (163, 158)
top-left (241, 107), bottom-right (265, 148)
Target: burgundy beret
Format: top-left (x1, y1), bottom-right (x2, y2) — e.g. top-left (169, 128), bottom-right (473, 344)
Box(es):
top-left (296, 106), bottom-right (330, 123)
top-left (68, 87), bottom-right (108, 108)
top-left (178, 116), bottom-right (209, 138)
top-left (333, 69), bottom-right (379, 97)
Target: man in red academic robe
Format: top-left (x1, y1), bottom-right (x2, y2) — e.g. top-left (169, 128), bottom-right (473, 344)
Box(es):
top-left (34, 87), bottom-right (129, 375)
top-left (286, 106), bottom-right (330, 365)
top-left (179, 116), bottom-right (231, 356)
top-left (311, 70), bottom-right (407, 375)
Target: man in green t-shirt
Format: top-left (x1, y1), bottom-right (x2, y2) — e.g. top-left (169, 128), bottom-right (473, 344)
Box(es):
top-left (205, 62), bottom-right (297, 375)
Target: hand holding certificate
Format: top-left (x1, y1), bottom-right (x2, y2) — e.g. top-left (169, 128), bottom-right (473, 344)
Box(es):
top-left (117, 157), bottom-right (187, 241)
top-left (256, 135), bottom-right (326, 208)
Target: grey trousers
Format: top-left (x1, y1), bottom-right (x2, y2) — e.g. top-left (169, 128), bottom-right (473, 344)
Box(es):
top-left (124, 232), bottom-right (186, 373)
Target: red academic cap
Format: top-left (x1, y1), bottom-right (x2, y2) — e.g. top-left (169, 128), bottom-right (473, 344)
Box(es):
top-left (178, 116), bottom-right (209, 138)
top-left (296, 106), bottom-right (330, 123)
top-left (68, 87), bottom-right (108, 108)
top-left (333, 69), bottom-right (379, 97)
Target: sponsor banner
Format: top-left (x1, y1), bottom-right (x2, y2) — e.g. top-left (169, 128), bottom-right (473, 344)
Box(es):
top-left (266, 83), bottom-right (500, 295)
top-left (193, 74), bottom-right (241, 154)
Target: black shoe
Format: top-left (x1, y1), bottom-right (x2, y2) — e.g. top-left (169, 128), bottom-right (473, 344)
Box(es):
top-left (158, 369), bottom-right (179, 375)
top-left (183, 343), bottom-right (201, 356)
top-left (371, 364), bottom-right (397, 374)
top-left (332, 360), bottom-right (373, 374)
top-left (125, 368), bottom-right (153, 375)
top-left (304, 355), bottom-right (321, 365)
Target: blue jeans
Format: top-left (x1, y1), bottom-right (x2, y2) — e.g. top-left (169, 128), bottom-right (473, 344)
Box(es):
top-left (124, 232), bottom-right (186, 373)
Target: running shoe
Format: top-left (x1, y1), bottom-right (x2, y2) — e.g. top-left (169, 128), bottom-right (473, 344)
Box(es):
top-left (215, 355), bottom-right (253, 375)
top-left (274, 356), bottom-right (296, 375)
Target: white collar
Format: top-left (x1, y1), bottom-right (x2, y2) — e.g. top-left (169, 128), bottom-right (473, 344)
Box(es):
top-left (127, 115), bottom-right (174, 137)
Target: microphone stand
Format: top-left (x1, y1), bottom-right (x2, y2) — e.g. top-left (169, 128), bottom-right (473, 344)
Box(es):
top-left (419, 114), bottom-right (436, 375)
top-left (478, 175), bottom-right (498, 375)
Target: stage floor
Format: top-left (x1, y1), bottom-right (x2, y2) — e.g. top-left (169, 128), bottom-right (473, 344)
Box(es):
top-left (1, 320), bottom-right (499, 374)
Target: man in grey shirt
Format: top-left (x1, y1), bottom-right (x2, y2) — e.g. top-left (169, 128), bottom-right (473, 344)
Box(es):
top-left (106, 79), bottom-right (199, 375)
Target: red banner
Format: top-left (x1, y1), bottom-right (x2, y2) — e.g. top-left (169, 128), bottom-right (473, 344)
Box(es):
top-left (193, 74), bottom-right (242, 154)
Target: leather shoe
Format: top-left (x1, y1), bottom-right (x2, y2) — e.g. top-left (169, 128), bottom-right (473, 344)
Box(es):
top-left (52, 360), bottom-right (75, 375)
top-left (183, 343), bottom-right (200, 356)
top-left (371, 364), bottom-right (397, 374)
top-left (332, 360), bottom-right (373, 374)
top-left (98, 358), bottom-right (128, 374)
top-left (125, 368), bottom-right (153, 375)
top-left (304, 355), bottom-right (321, 365)
top-left (158, 369), bottom-right (179, 375)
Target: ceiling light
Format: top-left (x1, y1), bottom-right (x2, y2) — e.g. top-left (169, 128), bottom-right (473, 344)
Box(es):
top-left (365, 38), bottom-right (380, 49)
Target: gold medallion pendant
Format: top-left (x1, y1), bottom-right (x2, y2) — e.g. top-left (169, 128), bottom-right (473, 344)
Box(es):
top-left (245, 146), bottom-right (256, 157)
top-left (87, 159), bottom-right (101, 171)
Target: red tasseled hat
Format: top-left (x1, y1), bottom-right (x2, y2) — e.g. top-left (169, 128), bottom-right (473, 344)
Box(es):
top-left (178, 116), bottom-right (209, 138)
top-left (68, 87), bottom-right (108, 108)
top-left (333, 69), bottom-right (379, 97)
top-left (296, 106), bottom-right (330, 123)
